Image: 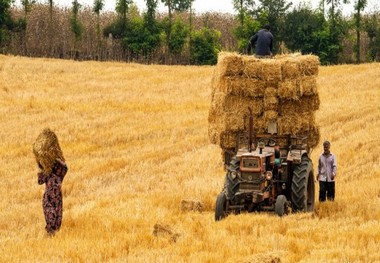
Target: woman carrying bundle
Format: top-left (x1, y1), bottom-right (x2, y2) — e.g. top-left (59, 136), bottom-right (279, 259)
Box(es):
top-left (33, 128), bottom-right (68, 236)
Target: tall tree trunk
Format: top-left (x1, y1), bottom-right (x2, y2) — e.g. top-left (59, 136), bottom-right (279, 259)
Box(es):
top-left (189, 1), bottom-right (192, 64)
top-left (356, 8), bottom-right (361, 64)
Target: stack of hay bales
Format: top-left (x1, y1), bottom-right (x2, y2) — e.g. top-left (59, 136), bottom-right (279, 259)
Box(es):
top-left (208, 52), bottom-right (320, 152)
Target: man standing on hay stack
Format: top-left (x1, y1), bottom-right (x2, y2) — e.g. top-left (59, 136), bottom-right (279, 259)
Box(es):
top-left (33, 128), bottom-right (68, 236)
top-left (247, 24), bottom-right (273, 58)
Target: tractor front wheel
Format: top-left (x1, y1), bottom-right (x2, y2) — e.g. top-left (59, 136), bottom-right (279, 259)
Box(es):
top-left (275, 195), bottom-right (288, 217)
top-left (215, 192), bottom-right (228, 221)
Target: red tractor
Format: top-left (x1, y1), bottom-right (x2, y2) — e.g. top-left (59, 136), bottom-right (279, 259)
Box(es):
top-left (215, 108), bottom-right (315, 220)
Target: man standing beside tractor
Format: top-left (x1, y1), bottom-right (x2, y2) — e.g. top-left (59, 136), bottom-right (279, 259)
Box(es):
top-left (316, 141), bottom-right (337, 202)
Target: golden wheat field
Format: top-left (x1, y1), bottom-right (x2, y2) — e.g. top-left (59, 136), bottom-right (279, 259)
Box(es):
top-left (0, 54), bottom-right (379, 263)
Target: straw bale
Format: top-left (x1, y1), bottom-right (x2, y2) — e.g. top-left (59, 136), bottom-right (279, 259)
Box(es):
top-left (217, 52), bottom-right (243, 77)
top-left (243, 79), bottom-right (266, 98)
top-left (278, 79), bottom-right (301, 100)
top-left (33, 128), bottom-right (64, 174)
top-left (180, 199), bottom-right (204, 212)
top-left (208, 92), bottom-right (225, 123)
top-left (299, 55), bottom-right (319, 76)
top-left (275, 52), bottom-right (302, 60)
top-left (219, 77), bottom-right (266, 98)
top-left (208, 125), bottom-right (218, 145)
top-left (220, 131), bottom-right (239, 149)
top-left (208, 93), bottom-right (263, 136)
top-left (264, 87), bottom-right (278, 110)
top-left (242, 56), bottom-right (262, 79)
top-left (223, 95), bottom-right (263, 117)
top-left (243, 57), bottom-right (282, 82)
top-left (263, 110), bottom-right (278, 121)
top-left (281, 58), bottom-right (301, 80)
top-left (279, 95), bottom-right (320, 114)
top-left (210, 68), bottom-right (219, 99)
top-left (300, 76), bottom-right (318, 96)
top-left (153, 223), bottom-right (180, 243)
top-left (277, 112), bottom-right (316, 135)
top-left (307, 125), bottom-right (321, 149)
top-left (243, 116), bottom-right (266, 134)
top-left (260, 59), bottom-right (282, 82)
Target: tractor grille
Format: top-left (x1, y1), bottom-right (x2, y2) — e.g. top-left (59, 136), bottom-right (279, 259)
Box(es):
top-left (239, 182), bottom-right (261, 191)
top-left (239, 172), bottom-right (262, 192)
top-left (240, 172), bottom-right (261, 181)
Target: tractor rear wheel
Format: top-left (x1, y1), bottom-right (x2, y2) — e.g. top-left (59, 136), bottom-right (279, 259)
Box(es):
top-left (215, 192), bottom-right (228, 221)
top-left (275, 195), bottom-right (288, 217)
top-left (291, 156), bottom-right (315, 212)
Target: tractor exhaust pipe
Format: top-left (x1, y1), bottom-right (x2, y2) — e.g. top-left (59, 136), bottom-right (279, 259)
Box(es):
top-left (248, 107), bottom-right (253, 153)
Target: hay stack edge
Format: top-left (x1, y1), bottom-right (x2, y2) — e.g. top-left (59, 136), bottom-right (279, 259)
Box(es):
top-left (209, 52), bottom-right (320, 154)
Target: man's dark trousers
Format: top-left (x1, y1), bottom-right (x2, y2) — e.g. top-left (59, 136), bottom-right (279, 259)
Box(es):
top-left (319, 181), bottom-right (335, 201)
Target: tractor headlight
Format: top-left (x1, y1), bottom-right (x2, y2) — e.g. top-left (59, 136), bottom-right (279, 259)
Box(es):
top-left (265, 171), bottom-right (273, 181)
top-left (230, 171), bottom-right (237, 180)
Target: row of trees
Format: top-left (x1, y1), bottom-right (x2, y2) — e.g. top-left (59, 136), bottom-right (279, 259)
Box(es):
top-left (0, 0), bottom-right (379, 64)
top-left (232, 0), bottom-right (380, 64)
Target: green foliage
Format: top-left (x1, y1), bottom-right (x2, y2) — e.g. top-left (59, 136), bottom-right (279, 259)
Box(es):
top-left (123, 13), bottom-right (161, 58)
top-left (103, 19), bottom-right (126, 38)
top-left (283, 6), bottom-right (326, 54)
top-left (283, 4), bottom-right (351, 65)
top-left (364, 13), bottom-right (380, 61)
top-left (232, 0), bottom-right (256, 26)
top-left (190, 27), bottom-right (221, 65)
top-left (233, 15), bottom-right (260, 53)
top-left (312, 26), bottom-right (341, 64)
top-left (161, 0), bottom-right (193, 12)
top-left (70, 0), bottom-right (83, 42)
top-left (0, 0), bottom-right (15, 47)
top-left (168, 16), bottom-right (189, 54)
top-left (327, 13), bottom-right (349, 64)
top-left (21, 0), bottom-right (36, 15)
top-left (93, 0), bottom-right (104, 15)
top-left (116, 0), bottom-right (132, 17)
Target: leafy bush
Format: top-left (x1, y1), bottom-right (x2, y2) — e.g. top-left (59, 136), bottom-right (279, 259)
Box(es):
top-left (190, 27), bottom-right (221, 65)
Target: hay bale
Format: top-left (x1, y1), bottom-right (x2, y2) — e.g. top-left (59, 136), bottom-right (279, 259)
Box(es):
top-left (299, 55), bottom-right (319, 76)
top-left (243, 57), bottom-right (282, 83)
top-left (224, 95), bottom-right (263, 116)
top-left (264, 110), bottom-right (278, 121)
top-left (261, 59), bottom-right (282, 82)
top-left (33, 128), bottom-right (64, 174)
top-left (208, 92), bottom-right (263, 131)
top-left (180, 199), bottom-right (204, 212)
top-left (217, 52), bottom-right (243, 77)
top-left (279, 95), bottom-right (320, 114)
top-left (210, 68), bottom-right (219, 99)
top-left (308, 125), bottom-right (321, 149)
top-left (281, 57), bottom-right (301, 80)
top-left (243, 79), bottom-right (266, 98)
top-left (300, 76), bottom-right (318, 96)
top-left (278, 79), bottom-right (301, 100)
top-left (264, 87), bottom-right (278, 110)
top-left (242, 56), bottom-right (262, 79)
top-left (277, 112), bottom-right (316, 135)
top-left (152, 223), bottom-right (180, 243)
top-left (219, 77), bottom-right (266, 98)
top-left (220, 130), bottom-right (239, 149)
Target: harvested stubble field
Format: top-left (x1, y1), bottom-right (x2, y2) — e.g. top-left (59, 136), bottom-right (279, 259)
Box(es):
top-left (0, 55), bottom-right (379, 262)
